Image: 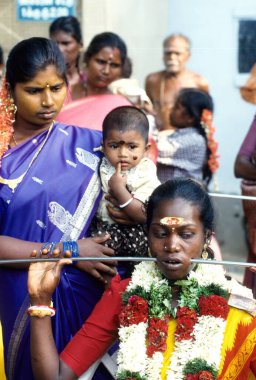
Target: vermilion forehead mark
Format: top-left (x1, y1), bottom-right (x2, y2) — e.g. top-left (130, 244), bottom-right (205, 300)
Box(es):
top-left (160, 217), bottom-right (184, 227)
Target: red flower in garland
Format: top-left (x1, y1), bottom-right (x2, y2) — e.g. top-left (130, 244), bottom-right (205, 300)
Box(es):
top-left (147, 316), bottom-right (169, 357)
top-left (185, 371), bottom-right (214, 380)
top-left (198, 371), bottom-right (214, 380)
top-left (119, 295), bottom-right (148, 326)
top-left (199, 295), bottom-right (229, 319)
top-left (175, 306), bottom-right (198, 341)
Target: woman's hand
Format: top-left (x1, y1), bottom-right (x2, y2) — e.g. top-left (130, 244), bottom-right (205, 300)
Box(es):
top-left (77, 235), bottom-right (117, 284)
top-left (28, 258), bottom-right (72, 305)
top-left (106, 203), bottom-right (136, 224)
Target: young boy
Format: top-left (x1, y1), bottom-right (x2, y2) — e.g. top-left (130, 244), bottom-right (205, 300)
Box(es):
top-left (91, 106), bottom-right (160, 273)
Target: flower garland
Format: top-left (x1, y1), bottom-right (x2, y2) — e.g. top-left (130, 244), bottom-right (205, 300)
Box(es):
top-left (0, 78), bottom-right (16, 167)
top-left (116, 262), bottom-right (231, 380)
top-left (200, 109), bottom-right (219, 175)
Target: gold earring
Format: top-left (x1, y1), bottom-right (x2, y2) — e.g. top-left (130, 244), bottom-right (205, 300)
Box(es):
top-left (6, 95), bottom-right (17, 123)
top-left (202, 234), bottom-right (211, 260)
top-left (201, 242), bottom-right (208, 260)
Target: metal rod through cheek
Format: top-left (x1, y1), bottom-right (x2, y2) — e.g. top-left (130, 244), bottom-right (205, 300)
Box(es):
top-left (0, 256), bottom-right (255, 267)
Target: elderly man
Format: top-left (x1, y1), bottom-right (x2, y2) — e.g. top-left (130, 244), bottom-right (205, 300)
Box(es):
top-left (145, 34), bottom-right (209, 130)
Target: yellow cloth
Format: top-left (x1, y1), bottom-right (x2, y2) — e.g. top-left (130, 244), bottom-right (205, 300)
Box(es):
top-left (0, 323), bottom-right (6, 380)
top-left (160, 307), bottom-right (256, 380)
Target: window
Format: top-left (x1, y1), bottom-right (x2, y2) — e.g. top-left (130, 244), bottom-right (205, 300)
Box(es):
top-left (238, 20), bottom-right (256, 73)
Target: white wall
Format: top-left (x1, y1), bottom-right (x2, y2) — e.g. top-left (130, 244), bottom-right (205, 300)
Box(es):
top-left (81, 0), bottom-right (256, 193)
top-left (168, 0), bottom-right (256, 193)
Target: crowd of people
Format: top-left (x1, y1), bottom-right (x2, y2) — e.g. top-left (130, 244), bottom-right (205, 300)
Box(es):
top-left (0, 13), bottom-right (255, 380)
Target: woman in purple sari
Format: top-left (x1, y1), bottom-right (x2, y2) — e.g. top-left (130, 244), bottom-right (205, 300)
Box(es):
top-left (0, 37), bottom-right (123, 380)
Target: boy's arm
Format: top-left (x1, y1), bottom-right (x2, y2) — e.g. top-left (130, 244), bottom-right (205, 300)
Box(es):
top-left (108, 162), bottom-right (146, 224)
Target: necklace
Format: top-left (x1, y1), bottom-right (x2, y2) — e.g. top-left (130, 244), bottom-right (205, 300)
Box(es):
top-left (12, 133), bottom-right (18, 146)
top-left (0, 123), bottom-right (54, 193)
top-left (116, 262), bottom-right (231, 380)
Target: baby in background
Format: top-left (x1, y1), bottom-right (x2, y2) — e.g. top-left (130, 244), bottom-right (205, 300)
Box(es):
top-left (91, 106), bottom-right (160, 274)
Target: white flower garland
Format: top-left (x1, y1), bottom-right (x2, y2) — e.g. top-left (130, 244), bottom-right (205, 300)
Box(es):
top-left (117, 261), bottom-right (230, 380)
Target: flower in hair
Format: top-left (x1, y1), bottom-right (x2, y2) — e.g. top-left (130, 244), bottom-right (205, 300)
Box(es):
top-left (0, 78), bottom-right (15, 167)
top-left (200, 109), bottom-right (219, 174)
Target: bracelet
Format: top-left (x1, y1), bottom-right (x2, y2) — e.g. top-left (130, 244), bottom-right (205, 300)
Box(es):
top-left (119, 196), bottom-right (134, 209)
top-left (63, 241), bottom-right (80, 264)
top-left (40, 242), bottom-right (58, 255)
top-left (27, 305), bottom-right (56, 318)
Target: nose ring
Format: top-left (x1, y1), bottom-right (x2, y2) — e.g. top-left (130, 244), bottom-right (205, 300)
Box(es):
top-left (42, 101), bottom-right (46, 106)
top-left (164, 245), bottom-right (179, 252)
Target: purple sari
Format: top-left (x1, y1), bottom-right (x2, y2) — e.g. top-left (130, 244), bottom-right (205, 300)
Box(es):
top-left (0, 123), bottom-right (112, 379)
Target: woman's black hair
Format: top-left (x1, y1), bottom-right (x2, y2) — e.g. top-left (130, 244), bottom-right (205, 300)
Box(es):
top-left (49, 16), bottom-right (82, 44)
top-left (6, 37), bottom-right (67, 90)
top-left (146, 178), bottom-right (214, 233)
top-left (174, 88), bottom-right (214, 185)
top-left (0, 45), bottom-right (3, 65)
top-left (84, 32), bottom-right (127, 66)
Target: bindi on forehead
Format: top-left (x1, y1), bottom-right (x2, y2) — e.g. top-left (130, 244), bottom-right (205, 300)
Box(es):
top-left (107, 53), bottom-right (114, 63)
top-left (160, 217), bottom-right (184, 232)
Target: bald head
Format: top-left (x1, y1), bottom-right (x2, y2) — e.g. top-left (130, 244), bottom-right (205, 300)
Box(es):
top-left (163, 34), bottom-right (191, 51)
top-left (163, 34), bottom-right (191, 74)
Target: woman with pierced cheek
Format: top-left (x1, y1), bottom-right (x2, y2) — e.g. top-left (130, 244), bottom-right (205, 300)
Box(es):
top-left (28, 178), bottom-right (256, 380)
top-left (0, 37), bottom-right (123, 380)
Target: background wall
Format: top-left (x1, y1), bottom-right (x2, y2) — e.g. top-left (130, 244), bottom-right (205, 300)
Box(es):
top-left (81, 0), bottom-right (169, 92)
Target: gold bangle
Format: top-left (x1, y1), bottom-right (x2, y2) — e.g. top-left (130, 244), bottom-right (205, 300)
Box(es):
top-left (27, 305), bottom-right (55, 318)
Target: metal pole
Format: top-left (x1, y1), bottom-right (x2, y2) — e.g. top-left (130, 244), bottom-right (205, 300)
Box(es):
top-left (209, 192), bottom-right (256, 201)
top-left (0, 256), bottom-right (255, 267)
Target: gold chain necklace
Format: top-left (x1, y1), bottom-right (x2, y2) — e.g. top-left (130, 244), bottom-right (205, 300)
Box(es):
top-left (0, 123), bottom-right (54, 193)
top-left (12, 133), bottom-right (18, 146)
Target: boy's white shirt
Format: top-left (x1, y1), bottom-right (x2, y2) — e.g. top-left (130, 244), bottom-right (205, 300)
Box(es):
top-left (97, 156), bottom-right (161, 224)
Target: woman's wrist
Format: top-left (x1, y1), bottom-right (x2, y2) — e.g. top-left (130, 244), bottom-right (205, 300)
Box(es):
top-left (29, 296), bottom-right (52, 307)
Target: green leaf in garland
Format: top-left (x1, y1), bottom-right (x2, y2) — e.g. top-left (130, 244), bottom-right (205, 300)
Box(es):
top-left (200, 284), bottom-right (229, 299)
top-left (122, 286), bottom-right (149, 304)
top-left (148, 282), bottom-right (172, 318)
top-left (116, 370), bottom-right (147, 380)
top-left (175, 278), bottom-right (202, 311)
top-left (183, 358), bottom-right (218, 379)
